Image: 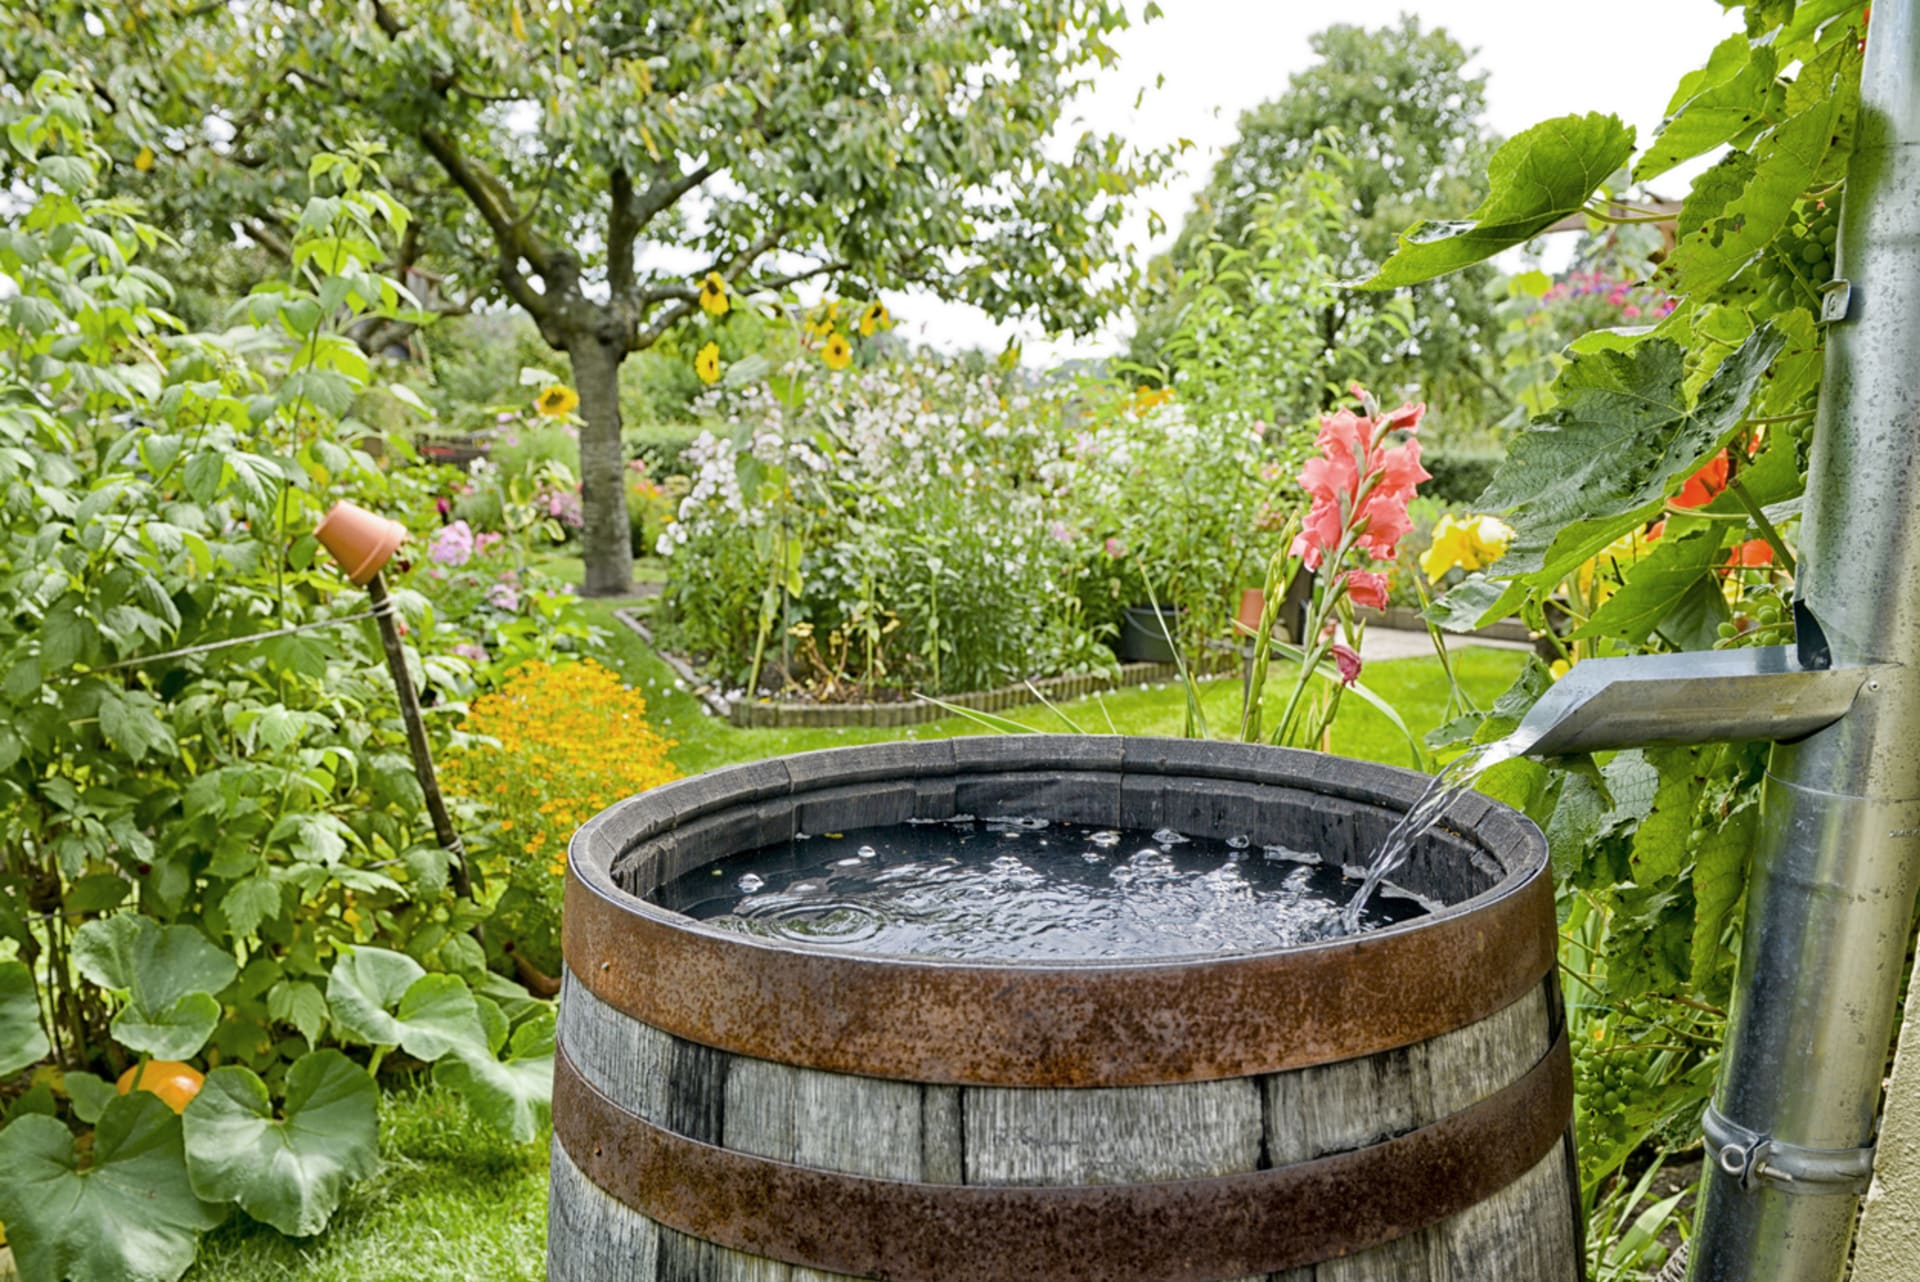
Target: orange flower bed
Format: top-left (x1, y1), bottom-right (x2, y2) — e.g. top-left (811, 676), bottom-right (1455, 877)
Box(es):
top-left (444, 660), bottom-right (678, 876)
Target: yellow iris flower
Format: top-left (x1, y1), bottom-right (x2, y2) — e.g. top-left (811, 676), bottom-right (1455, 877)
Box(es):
top-left (1419, 513), bottom-right (1514, 579)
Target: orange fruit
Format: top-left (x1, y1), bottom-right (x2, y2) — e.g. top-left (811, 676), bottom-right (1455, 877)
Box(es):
top-left (116, 1061), bottom-right (205, 1113)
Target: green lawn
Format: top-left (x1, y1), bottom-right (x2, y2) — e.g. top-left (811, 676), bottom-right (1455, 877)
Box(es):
top-left (183, 595), bottom-right (1526, 1281)
top-left (585, 595), bottom-right (1528, 776)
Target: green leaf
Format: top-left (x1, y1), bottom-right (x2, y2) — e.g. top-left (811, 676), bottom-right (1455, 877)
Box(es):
top-left (1691, 795), bottom-right (1760, 1001)
top-left (220, 874), bottom-right (283, 940)
top-left (65, 1071), bottom-right (118, 1125)
top-left (1573, 528), bottom-right (1731, 646)
top-left (325, 946), bottom-right (424, 1048)
top-left (1664, 39), bottom-right (1859, 296)
top-left (182, 1052), bottom-right (378, 1237)
top-left (1480, 325), bottom-right (1786, 583)
top-left (99, 689), bottom-right (176, 762)
top-left (1635, 36), bottom-right (1778, 182)
top-left (0, 960), bottom-right (49, 1077)
top-left (1356, 114), bottom-right (1634, 289)
top-left (326, 948), bottom-right (481, 1061)
top-left (433, 1010), bottom-right (555, 1144)
top-left (73, 916), bottom-right (237, 1059)
top-left (112, 992), bottom-right (222, 1062)
top-left (267, 980), bottom-right (329, 1047)
top-left (0, 1093), bottom-right (225, 1282)
top-left (1630, 747), bottom-right (1705, 885)
top-left (1424, 573), bottom-right (1525, 634)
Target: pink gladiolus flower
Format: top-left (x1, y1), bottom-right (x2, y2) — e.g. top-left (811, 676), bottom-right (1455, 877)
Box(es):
top-left (1289, 393), bottom-right (1430, 569)
top-left (1343, 570), bottom-right (1390, 611)
top-left (1332, 643), bottom-right (1363, 686)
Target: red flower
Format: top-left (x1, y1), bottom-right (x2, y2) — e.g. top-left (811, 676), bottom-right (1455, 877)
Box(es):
top-left (1729, 539), bottom-right (1774, 568)
top-left (1343, 570), bottom-right (1390, 611)
top-left (1675, 451), bottom-right (1730, 509)
top-left (1331, 643), bottom-right (1364, 686)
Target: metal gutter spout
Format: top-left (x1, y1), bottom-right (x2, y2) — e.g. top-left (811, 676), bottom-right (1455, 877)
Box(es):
top-left (1506, 646), bottom-right (1880, 760)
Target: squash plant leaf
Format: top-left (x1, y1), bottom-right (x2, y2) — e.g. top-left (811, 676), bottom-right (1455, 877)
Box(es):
top-left (433, 1008), bottom-right (555, 1144)
top-left (326, 946), bottom-right (483, 1062)
top-left (71, 916), bottom-right (238, 1060)
top-left (0, 960), bottom-right (48, 1077)
top-left (183, 1051), bottom-right (379, 1237)
top-left (0, 1092), bottom-right (225, 1282)
top-left (1480, 324), bottom-right (1785, 585)
top-left (1355, 113), bottom-right (1634, 289)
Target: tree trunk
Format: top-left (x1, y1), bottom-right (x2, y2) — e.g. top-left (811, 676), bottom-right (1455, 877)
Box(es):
top-left (569, 336), bottom-right (635, 597)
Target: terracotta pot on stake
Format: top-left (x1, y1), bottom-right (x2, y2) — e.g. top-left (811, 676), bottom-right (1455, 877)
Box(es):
top-left (314, 501), bottom-right (473, 900)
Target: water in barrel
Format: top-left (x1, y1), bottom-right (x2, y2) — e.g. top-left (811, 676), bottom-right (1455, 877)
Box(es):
top-left (651, 817), bottom-right (1434, 960)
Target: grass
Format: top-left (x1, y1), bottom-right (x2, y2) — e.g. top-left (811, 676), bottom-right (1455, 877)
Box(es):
top-left (584, 596), bottom-right (1528, 776)
top-left (187, 1085), bottom-right (548, 1282)
top-left (184, 590), bottom-right (1528, 1281)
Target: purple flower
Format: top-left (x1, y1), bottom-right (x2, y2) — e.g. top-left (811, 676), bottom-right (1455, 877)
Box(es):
top-left (429, 519), bottom-right (475, 567)
top-left (487, 581), bottom-right (521, 612)
top-left (1104, 537), bottom-right (1126, 558)
top-left (451, 641), bottom-right (490, 664)
top-left (1049, 521), bottom-right (1073, 544)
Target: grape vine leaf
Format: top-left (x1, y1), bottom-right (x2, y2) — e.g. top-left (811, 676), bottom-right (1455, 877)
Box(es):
top-left (1572, 527), bottom-right (1732, 647)
top-left (1355, 113), bottom-right (1635, 289)
top-left (1479, 324), bottom-right (1786, 584)
top-left (1663, 37), bottom-right (1859, 297)
top-left (1423, 573), bottom-right (1525, 635)
top-left (0, 960), bottom-right (48, 1077)
top-left (0, 1092), bottom-right (226, 1282)
top-left (1691, 795), bottom-right (1760, 1003)
top-left (1629, 746), bottom-right (1705, 885)
top-left (183, 1051), bottom-right (379, 1237)
top-left (1635, 35), bottom-right (1778, 182)
top-left (72, 916), bottom-right (239, 1061)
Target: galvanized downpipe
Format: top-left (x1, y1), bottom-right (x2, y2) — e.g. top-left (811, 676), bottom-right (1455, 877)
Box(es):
top-left (1688, 5), bottom-right (1920, 1278)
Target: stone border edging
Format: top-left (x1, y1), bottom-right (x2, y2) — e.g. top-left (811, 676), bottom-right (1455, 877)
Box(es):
top-left (612, 608), bottom-right (1237, 729)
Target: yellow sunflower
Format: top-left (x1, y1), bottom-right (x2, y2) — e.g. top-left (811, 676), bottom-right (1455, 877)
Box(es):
top-left (535, 384), bottom-right (580, 417)
top-left (806, 300), bottom-right (841, 339)
top-left (695, 341), bottom-right (722, 385)
top-left (820, 331), bottom-right (853, 371)
top-left (858, 299), bottom-right (890, 337)
top-left (698, 271), bottom-right (730, 317)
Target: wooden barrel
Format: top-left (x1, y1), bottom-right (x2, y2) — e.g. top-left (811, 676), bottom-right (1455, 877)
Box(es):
top-left (552, 736), bottom-right (1580, 1282)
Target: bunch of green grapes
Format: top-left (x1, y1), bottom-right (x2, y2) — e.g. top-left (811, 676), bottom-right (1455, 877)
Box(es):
top-left (1747, 200), bottom-right (1840, 315)
top-left (1573, 1024), bottom-right (1650, 1153)
top-left (1716, 588), bottom-right (1791, 648)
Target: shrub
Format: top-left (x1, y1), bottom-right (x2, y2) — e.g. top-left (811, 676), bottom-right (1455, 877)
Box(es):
top-left (441, 661), bottom-right (679, 978)
top-left (1420, 449), bottom-right (1505, 507)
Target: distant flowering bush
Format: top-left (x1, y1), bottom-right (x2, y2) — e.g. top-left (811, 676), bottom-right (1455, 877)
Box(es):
top-left (430, 518), bottom-right (476, 566)
top-left (443, 660), bottom-right (679, 977)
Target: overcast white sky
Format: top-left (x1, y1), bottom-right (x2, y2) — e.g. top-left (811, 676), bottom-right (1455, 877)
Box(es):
top-left (892, 0), bottom-right (1744, 363)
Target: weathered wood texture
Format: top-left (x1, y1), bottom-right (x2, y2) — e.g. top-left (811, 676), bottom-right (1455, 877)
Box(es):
top-left (552, 973), bottom-right (1578, 1282)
